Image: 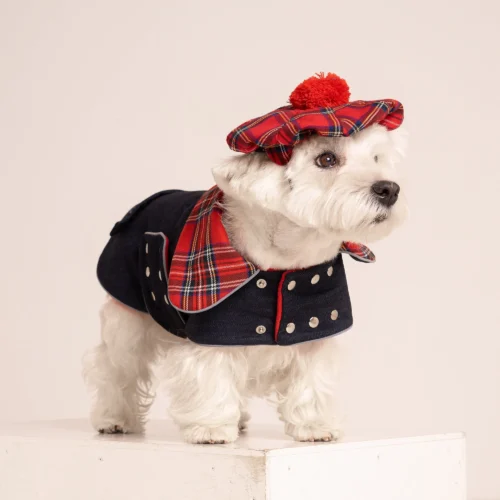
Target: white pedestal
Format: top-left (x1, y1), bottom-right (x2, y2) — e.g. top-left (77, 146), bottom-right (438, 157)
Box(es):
top-left (0, 420), bottom-right (466, 500)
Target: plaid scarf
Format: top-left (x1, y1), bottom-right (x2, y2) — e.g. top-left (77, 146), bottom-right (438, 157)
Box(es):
top-left (168, 187), bottom-right (374, 312)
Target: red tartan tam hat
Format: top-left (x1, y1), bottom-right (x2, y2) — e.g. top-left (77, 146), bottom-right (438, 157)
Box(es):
top-left (226, 72), bottom-right (404, 166)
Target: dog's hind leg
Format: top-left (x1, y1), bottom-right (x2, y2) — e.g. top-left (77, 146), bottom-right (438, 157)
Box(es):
top-left (83, 298), bottom-right (160, 434)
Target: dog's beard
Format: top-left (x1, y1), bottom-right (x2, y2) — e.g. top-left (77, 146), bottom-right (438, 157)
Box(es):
top-left (279, 186), bottom-right (404, 245)
top-left (324, 192), bottom-right (391, 232)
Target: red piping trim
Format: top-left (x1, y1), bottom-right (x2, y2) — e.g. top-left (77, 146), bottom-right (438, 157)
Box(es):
top-left (274, 270), bottom-right (293, 342)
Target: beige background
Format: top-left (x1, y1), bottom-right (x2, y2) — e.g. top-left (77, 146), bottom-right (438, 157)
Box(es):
top-left (1, 0), bottom-right (499, 498)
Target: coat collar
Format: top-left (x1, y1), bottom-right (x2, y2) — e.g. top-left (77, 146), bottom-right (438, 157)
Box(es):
top-left (168, 186), bottom-right (374, 313)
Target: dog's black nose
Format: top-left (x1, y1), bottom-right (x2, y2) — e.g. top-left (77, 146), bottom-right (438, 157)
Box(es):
top-left (371, 181), bottom-right (400, 207)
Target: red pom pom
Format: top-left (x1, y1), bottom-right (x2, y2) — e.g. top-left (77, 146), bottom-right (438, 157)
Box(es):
top-left (289, 72), bottom-right (351, 110)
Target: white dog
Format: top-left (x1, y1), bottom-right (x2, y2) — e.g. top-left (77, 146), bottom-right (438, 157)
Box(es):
top-left (84, 72), bottom-right (407, 444)
top-left (84, 120), bottom-right (407, 444)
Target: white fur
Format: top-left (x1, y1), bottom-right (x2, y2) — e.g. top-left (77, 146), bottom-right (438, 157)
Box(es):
top-left (84, 125), bottom-right (407, 443)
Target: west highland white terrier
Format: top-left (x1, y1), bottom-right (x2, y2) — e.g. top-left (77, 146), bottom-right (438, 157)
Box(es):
top-left (84, 73), bottom-right (407, 444)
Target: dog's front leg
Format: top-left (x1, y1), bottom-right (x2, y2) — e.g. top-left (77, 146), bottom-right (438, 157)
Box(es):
top-left (277, 338), bottom-right (341, 442)
top-left (164, 344), bottom-right (244, 444)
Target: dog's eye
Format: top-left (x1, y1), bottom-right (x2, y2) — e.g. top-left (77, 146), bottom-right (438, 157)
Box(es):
top-left (374, 155), bottom-right (379, 163)
top-left (316, 152), bottom-right (337, 168)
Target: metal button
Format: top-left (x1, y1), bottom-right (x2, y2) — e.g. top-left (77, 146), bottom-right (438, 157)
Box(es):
top-left (145, 243), bottom-right (149, 254)
top-left (286, 323), bottom-right (295, 334)
top-left (256, 325), bottom-right (267, 334)
top-left (311, 274), bottom-right (320, 285)
top-left (145, 266), bottom-right (150, 277)
top-left (288, 280), bottom-right (296, 291)
top-left (309, 317), bottom-right (319, 328)
top-left (151, 291), bottom-right (156, 301)
top-left (331, 310), bottom-right (339, 320)
top-left (256, 279), bottom-right (267, 289)
top-left (158, 270), bottom-right (162, 281)
top-left (164, 294), bottom-right (169, 305)
top-left (327, 266), bottom-right (333, 276)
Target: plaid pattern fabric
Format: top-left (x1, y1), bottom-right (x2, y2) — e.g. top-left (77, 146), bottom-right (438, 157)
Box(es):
top-left (169, 187), bottom-right (375, 312)
top-left (227, 99), bottom-right (404, 165)
top-left (168, 186), bottom-right (259, 312)
top-left (339, 241), bottom-right (376, 263)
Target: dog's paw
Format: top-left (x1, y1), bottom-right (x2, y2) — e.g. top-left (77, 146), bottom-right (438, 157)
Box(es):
top-left (286, 424), bottom-right (342, 443)
top-left (182, 424), bottom-right (239, 444)
top-left (91, 412), bottom-right (143, 435)
top-left (98, 424), bottom-right (126, 434)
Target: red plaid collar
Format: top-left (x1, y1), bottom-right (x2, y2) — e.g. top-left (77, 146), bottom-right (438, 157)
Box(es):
top-left (168, 187), bottom-right (374, 313)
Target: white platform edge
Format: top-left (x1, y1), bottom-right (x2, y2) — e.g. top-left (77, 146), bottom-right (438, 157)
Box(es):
top-left (0, 419), bottom-right (465, 457)
top-left (0, 420), bottom-right (467, 500)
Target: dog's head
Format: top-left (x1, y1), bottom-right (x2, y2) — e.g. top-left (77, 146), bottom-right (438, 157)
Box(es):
top-left (213, 124), bottom-right (407, 244)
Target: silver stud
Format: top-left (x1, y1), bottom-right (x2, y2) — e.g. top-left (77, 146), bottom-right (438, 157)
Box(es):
top-left (256, 279), bottom-right (267, 289)
top-left (145, 266), bottom-right (150, 277)
top-left (151, 291), bottom-right (156, 301)
top-left (288, 280), bottom-right (296, 291)
top-left (327, 266), bottom-right (333, 277)
top-left (286, 323), bottom-right (295, 334)
top-left (331, 310), bottom-right (339, 320)
top-left (158, 270), bottom-right (162, 281)
top-left (256, 325), bottom-right (267, 334)
top-left (164, 294), bottom-right (169, 305)
top-left (309, 317), bottom-right (319, 328)
top-left (311, 274), bottom-right (320, 285)
top-left (145, 243), bottom-right (149, 254)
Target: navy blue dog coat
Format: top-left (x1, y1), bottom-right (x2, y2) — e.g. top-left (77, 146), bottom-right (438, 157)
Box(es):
top-left (97, 187), bottom-right (375, 346)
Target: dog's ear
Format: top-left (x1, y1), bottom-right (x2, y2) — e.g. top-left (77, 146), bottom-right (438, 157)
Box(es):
top-left (388, 127), bottom-right (409, 162)
top-left (212, 154), bottom-right (286, 210)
